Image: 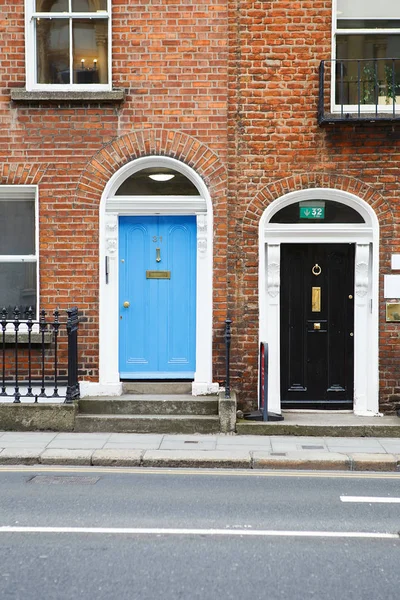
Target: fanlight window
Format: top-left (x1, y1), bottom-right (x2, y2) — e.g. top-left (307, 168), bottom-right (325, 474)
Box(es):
top-left (270, 200), bottom-right (365, 224)
top-left (115, 168), bottom-right (200, 196)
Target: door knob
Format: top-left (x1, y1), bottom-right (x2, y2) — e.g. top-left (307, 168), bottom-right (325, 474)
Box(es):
top-left (123, 301), bottom-right (130, 308)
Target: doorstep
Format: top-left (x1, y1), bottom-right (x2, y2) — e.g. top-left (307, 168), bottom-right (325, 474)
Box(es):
top-left (236, 411), bottom-right (400, 437)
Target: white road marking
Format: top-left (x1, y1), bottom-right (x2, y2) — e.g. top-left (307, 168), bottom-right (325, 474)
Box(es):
top-left (0, 526), bottom-right (398, 539)
top-left (341, 496), bottom-right (400, 504)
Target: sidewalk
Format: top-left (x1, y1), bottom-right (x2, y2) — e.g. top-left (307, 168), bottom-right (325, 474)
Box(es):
top-left (0, 431), bottom-right (400, 471)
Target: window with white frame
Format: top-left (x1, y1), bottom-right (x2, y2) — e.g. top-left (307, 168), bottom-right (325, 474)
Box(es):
top-left (25, 1), bottom-right (111, 90)
top-left (334, 0), bottom-right (400, 107)
top-left (0, 187), bottom-right (38, 317)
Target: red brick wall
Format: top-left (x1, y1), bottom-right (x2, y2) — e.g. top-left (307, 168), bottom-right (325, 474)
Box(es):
top-left (227, 0), bottom-right (400, 411)
top-left (2, 1), bottom-right (400, 412)
top-left (0, 1), bottom-right (229, 384)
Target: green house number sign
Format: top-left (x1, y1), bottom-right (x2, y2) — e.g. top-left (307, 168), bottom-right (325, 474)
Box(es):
top-left (299, 205), bottom-right (325, 219)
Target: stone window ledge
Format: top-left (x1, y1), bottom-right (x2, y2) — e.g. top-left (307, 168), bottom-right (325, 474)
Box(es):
top-left (10, 89), bottom-right (125, 103)
top-left (2, 332), bottom-right (53, 345)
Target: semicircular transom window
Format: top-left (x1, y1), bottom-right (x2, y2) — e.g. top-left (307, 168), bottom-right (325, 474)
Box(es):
top-left (270, 200), bottom-right (365, 224)
top-left (115, 167), bottom-right (200, 196)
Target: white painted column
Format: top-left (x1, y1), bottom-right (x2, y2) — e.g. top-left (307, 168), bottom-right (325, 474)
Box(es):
top-left (265, 243), bottom-right (281, 414)
top-left (192, 213), bottom-right (218, 395)
top-left (354, 243), bottom-right (372, 415)
top-left (98, 213), bottom-right (122, 394)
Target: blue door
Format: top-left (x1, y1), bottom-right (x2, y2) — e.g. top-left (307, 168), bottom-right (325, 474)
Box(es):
top-left (119, 216), bottom-right (196, 379)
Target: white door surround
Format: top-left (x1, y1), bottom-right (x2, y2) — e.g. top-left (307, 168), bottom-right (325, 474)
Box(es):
top-left (81, 156), bottom-right (217, 397)
top-left (259, 188), bottom-right (379, 416)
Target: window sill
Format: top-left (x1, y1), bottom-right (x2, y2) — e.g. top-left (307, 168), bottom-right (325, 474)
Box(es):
top-left (2, 332), bottom-right (53, 345)
top-left (10, 88), bottom-right (125, 103)
top-left (318, 111), bottom-right (400, 125)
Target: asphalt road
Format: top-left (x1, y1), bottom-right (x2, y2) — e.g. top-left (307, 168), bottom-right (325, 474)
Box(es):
top-left (0, 467), bottom-right (399, 599)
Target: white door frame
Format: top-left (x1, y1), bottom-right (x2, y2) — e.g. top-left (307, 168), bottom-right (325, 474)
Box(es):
top-left (81, 156), bottom-right (217, 397)
top-left (259, 188), bottom-right (380, 416)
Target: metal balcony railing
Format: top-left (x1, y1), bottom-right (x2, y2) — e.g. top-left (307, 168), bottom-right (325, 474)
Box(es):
top-left (318, 58), bottom-right (400, 124)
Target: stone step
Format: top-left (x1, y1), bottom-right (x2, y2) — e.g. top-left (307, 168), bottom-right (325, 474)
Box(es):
top-left (122, 382), bottom-right (192, 395)
top-left (74, 414), bottom-right (220, 434)
top-left (78, 395), bottom-right (218, 416)
top-left (236, 412), bottom-right (400, 437)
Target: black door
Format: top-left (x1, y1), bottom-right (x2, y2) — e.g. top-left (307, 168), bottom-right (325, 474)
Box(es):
top-left (280, 243), bottom-right (354, 409)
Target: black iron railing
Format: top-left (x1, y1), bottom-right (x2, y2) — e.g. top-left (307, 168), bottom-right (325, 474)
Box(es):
top-left (66, 307), bottom-right (79, 403)
top-left (319, 58), bottom-right (400, 124)
top-left (224, 318), bottom-right (232, 399)
top-left (0, 306), bottom-right (80, 403)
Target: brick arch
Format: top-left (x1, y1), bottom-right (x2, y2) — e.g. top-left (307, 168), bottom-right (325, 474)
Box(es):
top-left (232, 172), bottom-right (393, 410)
top-left (75, 129), bottom-right (226, 206)
top-left (243, 173), bottom-right (395, 239)
top-left (0, 163), bottom-right (48, 186)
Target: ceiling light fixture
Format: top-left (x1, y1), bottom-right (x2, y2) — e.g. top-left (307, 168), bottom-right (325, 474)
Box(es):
top-left (149, 174), bottom-right (175, 182)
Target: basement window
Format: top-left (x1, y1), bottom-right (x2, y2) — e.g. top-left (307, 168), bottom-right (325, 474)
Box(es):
top-left (0, 187), bottom-right (38, 318)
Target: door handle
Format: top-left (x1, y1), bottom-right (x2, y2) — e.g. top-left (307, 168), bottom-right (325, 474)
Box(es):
top-left (123, 301), bottom-right (130, 308)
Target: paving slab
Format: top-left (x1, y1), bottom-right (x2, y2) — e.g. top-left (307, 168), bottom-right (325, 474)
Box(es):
top-left (159, 438), bottom-right (217, 450)
top-left (0, 441), bottom-right (53, 449)
top-left (142, 450), bottom-right (251, 469)
top-left (327, 446), bottom-right (388, 454)
top-left (161, 434), bottom-right (217, 443)
top-left (91, 449), bottom-right (143, 467)
top-left (51, 433), bottom-right (111, 441)
top-left (216, 436), bottom-right (272, 446)
top-left (46, 440), bottom-right (107, 450)
top-left (252, 451), bottom-right (349, 470)
top-left (0, 432), bottom-right (57, 441)
top-left (217, 444), bottom-right (274, 452)
top-left (270, 442), bottom-right (329, 452)
top-left (324, 436), bottom-right (385, 445)
top-left (107, 433), bottom-right (164, 444)
top-left (103, 441), bottom-right (161, 450)
top-left (377, 440), bottom-right (400, 450)
top-left (40, 449), bottom-right (93, 466)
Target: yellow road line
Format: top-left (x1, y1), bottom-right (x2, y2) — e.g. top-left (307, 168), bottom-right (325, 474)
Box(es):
top-left (0, 465), bottom-right (399, 479)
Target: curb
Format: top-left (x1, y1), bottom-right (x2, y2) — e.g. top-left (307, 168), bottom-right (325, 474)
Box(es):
top-left (0, 450), bottom-right (398, 471)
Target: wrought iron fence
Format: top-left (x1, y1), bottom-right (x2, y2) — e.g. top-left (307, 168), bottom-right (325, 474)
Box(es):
top-left (0, 306), bottom-right (80, 403)
top-left (319, 58), bottom-right (400, 124)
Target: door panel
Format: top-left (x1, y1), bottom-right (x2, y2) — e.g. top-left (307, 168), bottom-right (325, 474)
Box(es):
top-left (119, 216), bottom-right (196, 379)
top-left (280, 244), bottom-right (354, 408)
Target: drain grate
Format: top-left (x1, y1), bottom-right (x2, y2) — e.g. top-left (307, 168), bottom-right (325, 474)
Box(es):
top-left (28, 475), bottom-right (100, 486)
top-left (301, 445), bottom-right (325, 450)
top-left (270, 452), bottom-right (287, 457)
top-left (184, 441), bottom-right (199, 444)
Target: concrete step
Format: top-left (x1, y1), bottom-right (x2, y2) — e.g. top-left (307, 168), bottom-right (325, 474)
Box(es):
top-left (74, 414), bottom-right (220, 434)
top-left (122, 382), bottom-right (192, 395)
top-left (236, 411), bottom-right (400, 437)
top-left (78, 395), bottom-right (218, 416)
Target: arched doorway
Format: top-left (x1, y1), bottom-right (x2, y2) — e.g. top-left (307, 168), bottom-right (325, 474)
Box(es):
top-left (259, 189), bottom-right (379, 416)
top-left (97, 156), bottom-right (215, 396)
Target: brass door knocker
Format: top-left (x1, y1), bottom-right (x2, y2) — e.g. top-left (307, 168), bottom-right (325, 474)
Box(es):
top-left (312, 264), bottom-right (322, 276)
